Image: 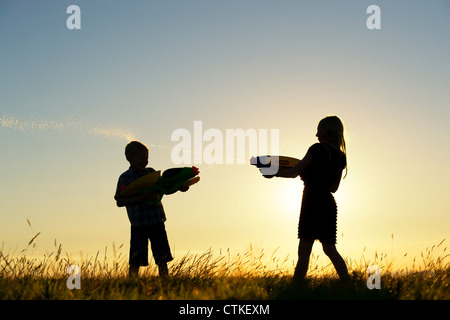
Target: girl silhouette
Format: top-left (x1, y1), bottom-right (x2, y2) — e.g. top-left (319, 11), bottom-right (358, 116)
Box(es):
top-left (275, 116), bottom-right (350, 282)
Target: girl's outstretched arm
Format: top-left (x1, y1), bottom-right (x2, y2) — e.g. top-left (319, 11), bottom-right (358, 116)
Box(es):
top-left (272, 151), bottom-right (313, 178)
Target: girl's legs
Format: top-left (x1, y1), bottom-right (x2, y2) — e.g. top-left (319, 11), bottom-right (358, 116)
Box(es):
top-left (293, 238), bottom-right (314, 281)
top-left (322, 242), bottom-right (350, 281)
top-left (129, 265), bottom-right (139, 278)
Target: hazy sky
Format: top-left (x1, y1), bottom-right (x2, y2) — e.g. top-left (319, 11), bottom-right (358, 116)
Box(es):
top-left (1, 0), bottom-right (449, 269)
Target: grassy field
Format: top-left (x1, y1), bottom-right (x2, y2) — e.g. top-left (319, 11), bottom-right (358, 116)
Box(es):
top-left (1, 238), bottom-right (448, 300)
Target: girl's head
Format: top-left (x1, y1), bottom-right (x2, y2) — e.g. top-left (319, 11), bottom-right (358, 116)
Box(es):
top-left (316, 116), bottom-right (347, 175)
top-left (316, 116), bottom-right (345, 148)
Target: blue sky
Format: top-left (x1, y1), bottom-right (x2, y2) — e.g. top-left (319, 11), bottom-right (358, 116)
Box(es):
top-left (1, 0), bottom-right (449, 268)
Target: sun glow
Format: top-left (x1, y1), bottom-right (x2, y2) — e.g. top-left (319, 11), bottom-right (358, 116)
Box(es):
top-left (276, 177), bottom-right (351, 220)
top-left (277, 179), bottom-right (302, 218)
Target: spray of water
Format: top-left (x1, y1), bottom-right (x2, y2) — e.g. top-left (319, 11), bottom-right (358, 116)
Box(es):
top-left (88, 127), bottom-right (137, 142)
top-left (1, 115), bottom-right (244, 170)
top-left (0, 114), bottom-right (137, 142)
top-left (0, 115), bottom-right (66, 132)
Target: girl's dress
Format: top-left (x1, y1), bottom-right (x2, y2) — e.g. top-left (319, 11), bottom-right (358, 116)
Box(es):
top-left (298, 142), bottom-right (346, 244)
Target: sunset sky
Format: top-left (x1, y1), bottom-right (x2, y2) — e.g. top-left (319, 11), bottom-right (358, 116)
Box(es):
top-left (1, 0), bottom-right (449, 270)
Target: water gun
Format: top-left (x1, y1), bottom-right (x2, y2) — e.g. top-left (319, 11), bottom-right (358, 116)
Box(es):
top-left (250, 155), bottom-right (300, 177)
top-left (119, 166), bottom-right (200, 204)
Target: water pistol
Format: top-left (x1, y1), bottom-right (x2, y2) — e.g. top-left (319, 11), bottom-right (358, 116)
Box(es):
top-left (119, 166), bottom-right (200, 205)
top-left (250, 155), bottom-right (300, 177)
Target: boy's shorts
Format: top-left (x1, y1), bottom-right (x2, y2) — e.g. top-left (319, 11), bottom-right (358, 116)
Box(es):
top-left (129, 223), bottom-right (173, 266)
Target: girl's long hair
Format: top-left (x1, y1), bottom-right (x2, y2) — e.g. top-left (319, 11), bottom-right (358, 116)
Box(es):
top-left (317, 116), bottom-right (348, 178)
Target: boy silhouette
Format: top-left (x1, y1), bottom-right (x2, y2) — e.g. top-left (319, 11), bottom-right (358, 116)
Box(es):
top-left (115, 141), bottom-right (187, 278)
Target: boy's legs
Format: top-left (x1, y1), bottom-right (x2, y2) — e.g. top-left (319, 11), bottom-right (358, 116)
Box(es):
top-left (157, 262), bottom-right (169, 278)
top-left (129, 226), bottom-right (149, 278)
top-left (322, 242), bottom-right (350, 281)
top-left (293, 238), bottom-right (314, 281)
top-left (148, 223), bottom-right (173, 277)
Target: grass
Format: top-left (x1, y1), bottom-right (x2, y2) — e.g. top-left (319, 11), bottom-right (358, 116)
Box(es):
top-left (1, 237), bottom-right (449, 300)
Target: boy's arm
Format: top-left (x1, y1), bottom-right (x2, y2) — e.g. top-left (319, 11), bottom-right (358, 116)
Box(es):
top-left (115, 192), bottom-right (160, 207)
top-left (115, 172), bottom-right (160, 207)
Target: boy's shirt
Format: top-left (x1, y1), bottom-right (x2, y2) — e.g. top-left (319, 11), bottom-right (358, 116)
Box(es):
top-left (115, 167), bottom-right (166, 227)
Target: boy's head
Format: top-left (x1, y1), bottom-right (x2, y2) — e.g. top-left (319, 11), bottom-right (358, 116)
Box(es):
top-left (125, 141), bottom-right (149, 171)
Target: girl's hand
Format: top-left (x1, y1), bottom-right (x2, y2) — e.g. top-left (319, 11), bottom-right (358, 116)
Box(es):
top-left (271, 167), bottom-right (295, 178)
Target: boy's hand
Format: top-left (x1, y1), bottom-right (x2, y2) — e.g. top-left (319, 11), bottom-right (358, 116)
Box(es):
top-left (115, 191), bottom-right (161, 207)
top-left (179, 185), bottom-right (189, 192)
top-left (140, 191), bottom-right (161, 203)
